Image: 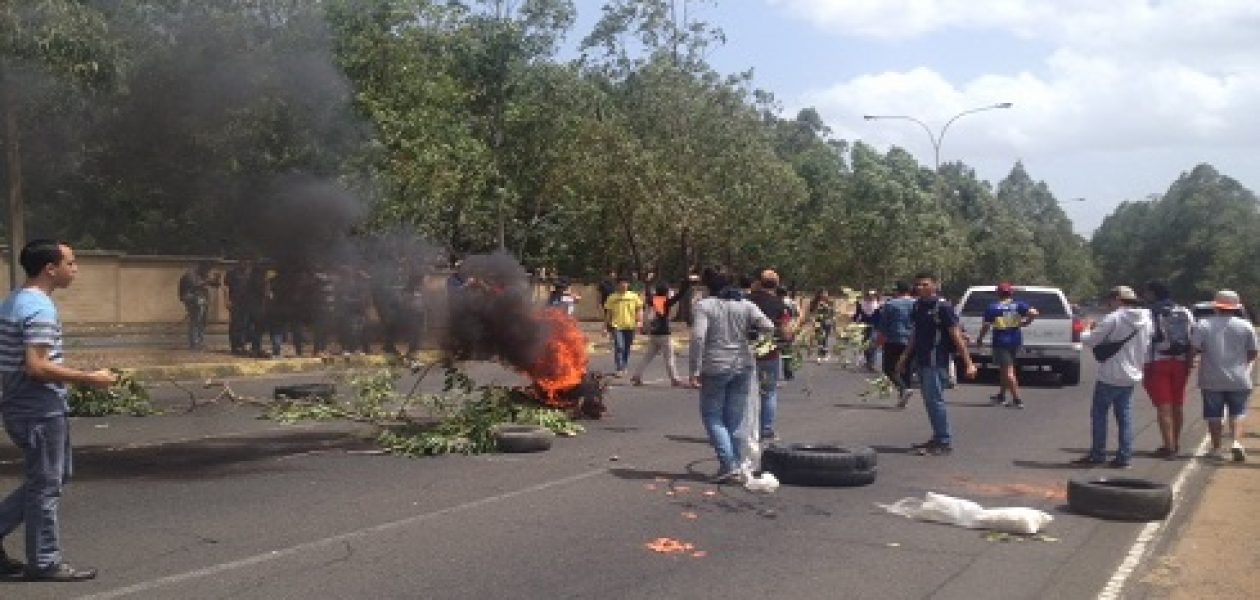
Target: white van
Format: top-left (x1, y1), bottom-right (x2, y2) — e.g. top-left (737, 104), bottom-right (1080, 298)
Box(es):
top-left (956, 285), bottom-right (1084, 385)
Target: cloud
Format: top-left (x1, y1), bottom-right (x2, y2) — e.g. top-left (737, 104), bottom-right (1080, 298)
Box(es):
top-left (779, 0), bottom-right (1260, 163)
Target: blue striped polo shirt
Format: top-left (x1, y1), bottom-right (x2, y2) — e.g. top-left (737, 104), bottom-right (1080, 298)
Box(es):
top-left (0, 288), bottom-right (68, 417)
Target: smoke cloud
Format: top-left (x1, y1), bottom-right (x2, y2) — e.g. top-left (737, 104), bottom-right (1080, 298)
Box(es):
top-left (442, 252), bottom-right (554, 372)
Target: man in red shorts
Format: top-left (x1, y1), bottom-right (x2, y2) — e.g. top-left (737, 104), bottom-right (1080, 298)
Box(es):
top-left (1143, 280), bottom-right (1194, 458)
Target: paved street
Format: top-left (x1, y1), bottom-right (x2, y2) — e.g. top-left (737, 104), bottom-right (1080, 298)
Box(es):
top-left (0, 355), bottom-right (1212, 600)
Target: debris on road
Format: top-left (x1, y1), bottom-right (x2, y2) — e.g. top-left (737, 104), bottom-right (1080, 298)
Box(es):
top-left (879, 492), bottom-right (1054, 535)
top-left (744, 472), bottom-right (780, 493)
top-left (645, 537), bottom-right (702, 556)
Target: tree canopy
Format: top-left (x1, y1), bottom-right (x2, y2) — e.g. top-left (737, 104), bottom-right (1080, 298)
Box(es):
top-left (3, 0), bottom-right (1254, 305)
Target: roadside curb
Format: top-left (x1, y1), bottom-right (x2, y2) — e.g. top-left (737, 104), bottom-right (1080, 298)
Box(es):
top-left (126, 354), bottom-right (401, 381)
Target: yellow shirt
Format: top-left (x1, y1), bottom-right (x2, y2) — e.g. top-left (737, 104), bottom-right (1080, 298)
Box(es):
top-left (604, 291), bottom-right (644, 330)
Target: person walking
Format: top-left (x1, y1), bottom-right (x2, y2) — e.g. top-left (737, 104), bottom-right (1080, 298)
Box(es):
top-left (748, 270), bottom-right (791, 441)
top-left (603, 277), bottom-right (643, 377)
top-left (1190, 290), bottom-right (1257, 462)
top-left (895, 273), bottom-right (978, 456)
top-left (809, 290), bottom-right (837, 362)
top-left (546, 279), bottom-right (581, 317)
top-left (1142, 280), bottom-right (1195, 458)
top-left (1074, 286), bottom-right (1153, 468)
top-left (630, 280), bottom-right (688, 387)
top-left (776, 287), bottom-right (800, 381)
top-left (975, 282), bottom-right (1038, 409)
top-left (689, 270), bottom-right (774, 483)
top-left (0, 240), bottom-right (117, 581)
top-left (875, 281), bottom-right (916, 407)
top-left (854, 290), bottom-right (881, 371)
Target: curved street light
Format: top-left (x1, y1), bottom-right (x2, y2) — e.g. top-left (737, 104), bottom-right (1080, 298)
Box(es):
top-left (863, 102), bottom-right (1013, 173)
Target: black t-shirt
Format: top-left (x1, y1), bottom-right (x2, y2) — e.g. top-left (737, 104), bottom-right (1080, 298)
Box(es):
top-left (748, 289), bottom-right (790, 343)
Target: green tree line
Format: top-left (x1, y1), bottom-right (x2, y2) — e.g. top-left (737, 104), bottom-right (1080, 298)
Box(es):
top-left (3, 1), bottom-right (1253, 304)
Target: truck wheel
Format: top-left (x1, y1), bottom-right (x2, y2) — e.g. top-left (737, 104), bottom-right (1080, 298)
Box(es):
top-left (1059, 362), bottom-right (1081, 385)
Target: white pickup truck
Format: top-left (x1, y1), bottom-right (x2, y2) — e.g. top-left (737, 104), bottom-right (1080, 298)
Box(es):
top-left (956, 285), bottom-right (1085, 385)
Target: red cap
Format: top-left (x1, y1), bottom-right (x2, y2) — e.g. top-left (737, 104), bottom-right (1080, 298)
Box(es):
top-left (996, 282), bottom-right (1015, 294)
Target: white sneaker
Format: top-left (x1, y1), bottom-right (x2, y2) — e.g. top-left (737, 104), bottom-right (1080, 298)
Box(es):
top-left (1231, 441), bottom-right (1247, 462)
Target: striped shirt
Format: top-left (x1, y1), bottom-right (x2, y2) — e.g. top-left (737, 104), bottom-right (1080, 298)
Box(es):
top-left (0, 288), bottom-right (68, 417)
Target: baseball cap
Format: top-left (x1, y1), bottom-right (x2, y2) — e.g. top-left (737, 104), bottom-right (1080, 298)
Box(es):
top-left (1110, 285), bottom-right (1138, 301)
top-left (996, 282), bottom-right (1014, 294)
top-left (1214, 289), bottom-right (1242, 310)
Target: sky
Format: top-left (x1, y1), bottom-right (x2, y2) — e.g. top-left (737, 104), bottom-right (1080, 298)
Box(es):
top-left (565, 0), bottom-right (1260, 236)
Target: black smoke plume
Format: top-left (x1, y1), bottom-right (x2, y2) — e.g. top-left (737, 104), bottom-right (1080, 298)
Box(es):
top-left (442, 252), bottom-right (553, 371)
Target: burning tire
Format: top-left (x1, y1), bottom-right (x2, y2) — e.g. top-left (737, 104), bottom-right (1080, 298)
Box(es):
top-left (1067, 477), bottom-right (1172, 521)
top-left (762, 443), bottom-right (878, 487)
top-left (273, 383), bottom-right (336, 402)
top-left (492, 425), bottom-right (555, 453)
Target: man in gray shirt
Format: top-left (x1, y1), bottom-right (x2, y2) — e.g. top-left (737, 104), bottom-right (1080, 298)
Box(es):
top-left (689, 269), bottom-right (774, 483)
top-left (1190, 289), bottom-right (1258, 462)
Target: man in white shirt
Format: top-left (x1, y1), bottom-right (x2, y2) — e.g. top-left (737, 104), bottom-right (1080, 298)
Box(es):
top-left (1075, 285), bottom-right (1153, 468)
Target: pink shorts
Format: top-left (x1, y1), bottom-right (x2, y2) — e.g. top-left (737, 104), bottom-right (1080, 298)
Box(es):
top-left (1143, 360), bottom-right (1190, 407)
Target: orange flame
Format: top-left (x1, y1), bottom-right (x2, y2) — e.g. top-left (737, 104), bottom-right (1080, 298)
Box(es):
top-left (527, 309), bottom-right (589, 404)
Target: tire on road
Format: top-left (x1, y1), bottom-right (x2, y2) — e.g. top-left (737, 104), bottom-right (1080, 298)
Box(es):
top-left (273, 383), bottom-right (336, 402)
top-left (762, 443), bottom-right (877, 487)
top-left (765, 465), bottom-right (877, 487)
top-left (492, 425), bottom-right (555, 453)
top-left (1067, 477), bottom-right (1172, 521)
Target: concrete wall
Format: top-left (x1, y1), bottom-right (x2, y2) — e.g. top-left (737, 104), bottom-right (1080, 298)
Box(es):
top-left (2, 249), bottom-right (230, 324)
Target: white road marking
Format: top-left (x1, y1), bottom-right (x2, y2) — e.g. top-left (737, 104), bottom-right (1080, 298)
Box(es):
top-left (75, 468), bottom-right (606, 600)
top-left (1096, 435), bottom-right (1210, 600)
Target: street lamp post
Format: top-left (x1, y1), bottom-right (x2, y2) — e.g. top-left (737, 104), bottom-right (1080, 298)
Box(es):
top-left (863, 102), bottom-right (1012, 291)
top-left (863, 102), bottom-right (1012, 175)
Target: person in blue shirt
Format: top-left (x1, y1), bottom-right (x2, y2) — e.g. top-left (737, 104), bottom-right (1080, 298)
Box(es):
top-left (874, 281), bottom-right (917, 407)
top-left (0, 240), bottom-right (116, 581)
top-left (975, 282), bottom-right (1038, 408)
top-left (895, 272), bottom-right (978, 455)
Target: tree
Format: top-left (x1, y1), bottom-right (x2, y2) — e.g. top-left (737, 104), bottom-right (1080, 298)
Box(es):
top-left (1, 0), bottom-right (121, 285)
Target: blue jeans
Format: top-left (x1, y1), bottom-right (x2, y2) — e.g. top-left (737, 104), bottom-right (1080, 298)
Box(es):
top-left (918, 366), bottom-right (952, 445)
top-left (756, 358), bottom-right (780, 435)
top-left (699, 368), bottom-right (754, 472)
top-left (0, 415), bottom-right (72, 572)
top-left (184, 297), bottom-right (208, 349)
top-left (1089, 381), bottom-right (1135, 463)
top-left (612, 329), bottom-right (635, 372)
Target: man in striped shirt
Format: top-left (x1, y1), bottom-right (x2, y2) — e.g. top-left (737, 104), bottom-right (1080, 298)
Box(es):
top-left (0, 240), bottom-right (115, 582)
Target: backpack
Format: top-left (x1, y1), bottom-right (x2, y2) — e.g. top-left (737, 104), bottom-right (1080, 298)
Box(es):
top-left (1152, 304), bottom-right (1193, 356)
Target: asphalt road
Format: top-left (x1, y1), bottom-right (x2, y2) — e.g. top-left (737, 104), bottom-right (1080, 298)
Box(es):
top-left (0, 354), bottom-right (1211, 600)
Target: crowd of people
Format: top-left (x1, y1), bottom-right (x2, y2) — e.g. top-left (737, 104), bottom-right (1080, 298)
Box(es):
top-left (0, 240), bottom-right (1255, 580)
top-left (583, 266), bottom-right (1256, 480)
top-left (178, 258), bottom-right (426, 358)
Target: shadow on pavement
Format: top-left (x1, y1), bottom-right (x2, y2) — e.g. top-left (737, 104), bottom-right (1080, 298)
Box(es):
top-left (832, 402), bottom-right (903, 411)
top-left (663, 434), bottom-right (709, 445)
top-left (0, 430), bottom-right (374, 481)
top-left (1013, 459), bottom-right (1100, 470)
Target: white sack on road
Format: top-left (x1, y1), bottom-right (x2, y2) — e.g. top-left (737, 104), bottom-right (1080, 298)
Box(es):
top-left (879, 492), bottom-right (1054, 535)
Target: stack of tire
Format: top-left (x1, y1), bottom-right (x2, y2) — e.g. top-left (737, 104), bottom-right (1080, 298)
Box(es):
top-left (762, 443), bottom-right (877, 487)
top-left (1067, 477), bottom-right (1172, 521)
